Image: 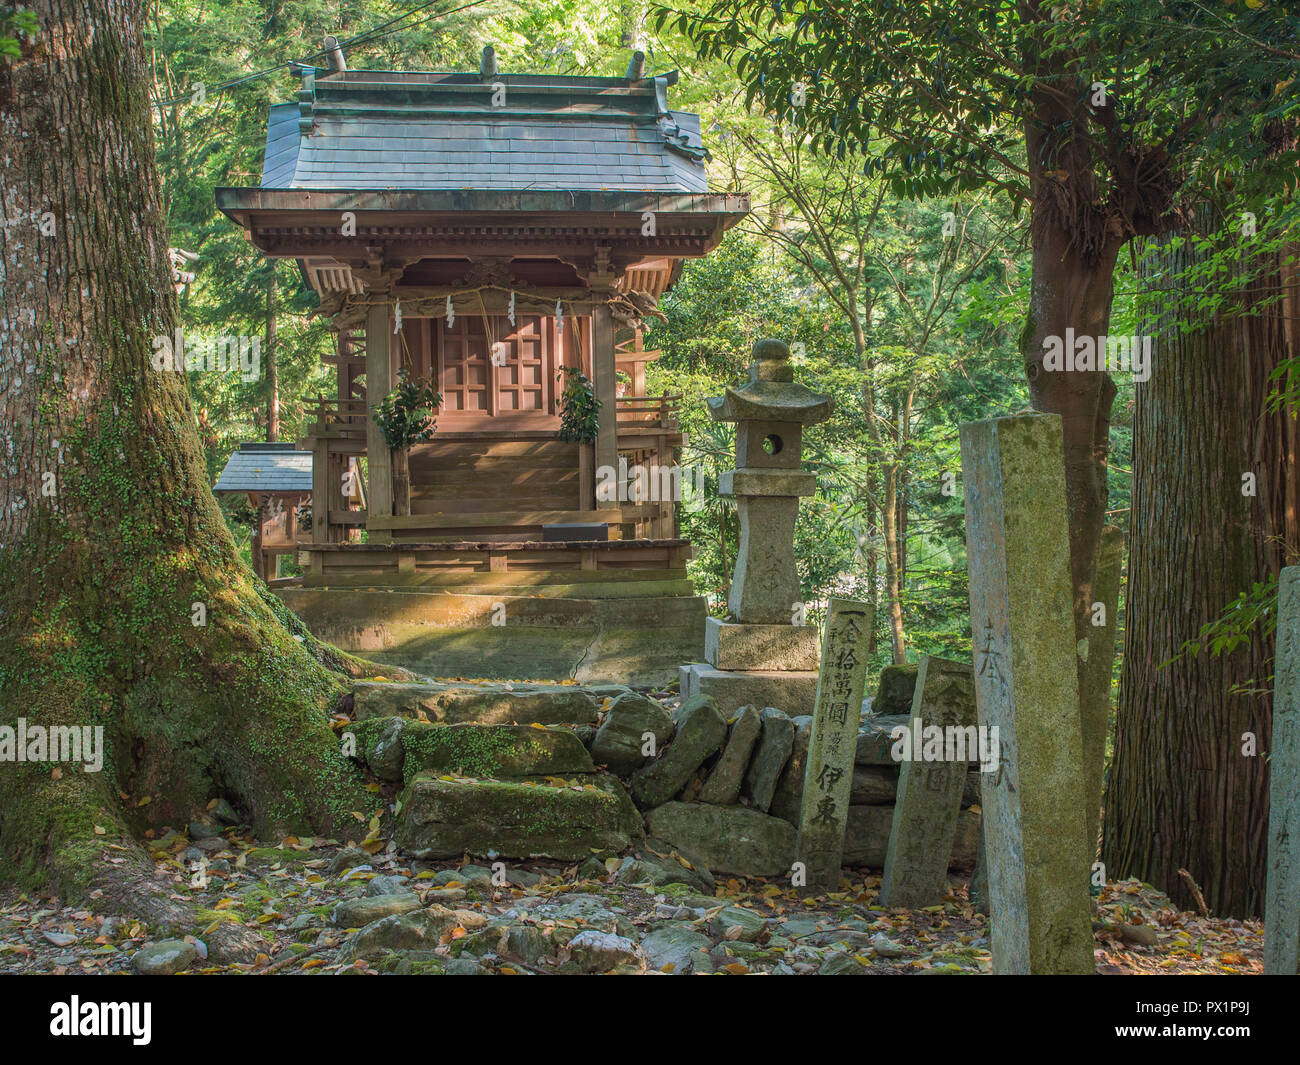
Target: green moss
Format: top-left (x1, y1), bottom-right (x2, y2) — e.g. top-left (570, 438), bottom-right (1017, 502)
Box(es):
top-left (400, 724), bottom-right (550, 783)
top-left (0, 353), bottom-right (384, 897)
top-left (245, 847), bottom-right (315, 864)
top-left (194, 908), bottom-right (244, 929)
top-left (377, 954), bottom-right (447, 975)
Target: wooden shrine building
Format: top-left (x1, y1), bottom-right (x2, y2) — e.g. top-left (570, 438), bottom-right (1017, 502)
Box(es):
top-left (214, 48), bottom-right (748, 682)
top-left (214, 442), bottom-right (316, 580)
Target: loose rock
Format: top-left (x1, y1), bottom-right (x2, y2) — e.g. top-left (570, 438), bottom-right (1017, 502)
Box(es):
top-left (699, 705), bottom-right (763, 805)
top-left (331, 892), bottom-right (422, 928)
top-left (629, 695), bottom-right (728, 808)
top-left (641, 925), bottom-right (713, 973)
top-left (565, 930), bottom-right (644, 973)
top-left (132, 940), bottom-right (198, 975)
top-left (396, 773), bottom-right (639, 861)
top-left (743, 707), bottom-right (796, 812)
top-left (770, 715), bottom-right (814, 823)
top-left (645, 802), bottom-right (796, 876)
top-left (591, 691), bottom-right (674, 775)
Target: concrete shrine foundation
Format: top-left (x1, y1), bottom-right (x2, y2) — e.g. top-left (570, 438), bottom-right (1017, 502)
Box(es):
top-left (278, 586), bottom-right (705, 686)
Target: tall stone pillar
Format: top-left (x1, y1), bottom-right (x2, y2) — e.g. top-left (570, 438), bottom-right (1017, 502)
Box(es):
top-left (960, 412), bottom-right (1094, 974)
top-left (1266, 565), bottom-right (1300, 973)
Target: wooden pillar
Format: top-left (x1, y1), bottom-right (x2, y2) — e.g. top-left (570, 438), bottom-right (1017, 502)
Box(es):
top-left (592, 296), bottom-right (618, 511)
top-left (249, 493), bottom-right (265, 578)
top-left (282, 500), bottom-right (297, 579)
top-left (336, 330), bottom-right (350, 401)
top-left (578, 443), bottom-right (595, 510)
top-left (366, 301), bottom-right (393, 543)
top-left (311, 439), bottom-right (329, 544)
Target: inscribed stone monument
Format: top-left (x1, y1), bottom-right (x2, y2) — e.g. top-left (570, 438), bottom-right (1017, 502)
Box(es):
top-left (960, 412), bottom-right (1094, 974)
top-left (795, 598), bottom-right (872, 894)
top-left (881, 655), bottom-right (976, 908)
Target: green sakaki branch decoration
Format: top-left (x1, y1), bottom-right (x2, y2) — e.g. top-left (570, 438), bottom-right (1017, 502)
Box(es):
top-left (556, 366), bottom-right (600, 444)
top-left (372, 369), bottom-right (441, 450)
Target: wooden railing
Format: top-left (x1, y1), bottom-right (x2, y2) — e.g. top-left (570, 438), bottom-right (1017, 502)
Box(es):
top-left (305, 396), bottom-right (368, 432)
top-left (614, 394), bottom-right (682, 541)
top-left (306, 395), bottom-right (674, 434)
top-left (296, 393), bottom-right (684, 543)
top-left (616, 393), bottom-right (679, 430)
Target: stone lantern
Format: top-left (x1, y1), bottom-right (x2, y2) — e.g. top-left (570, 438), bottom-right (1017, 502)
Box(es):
top-left (680, 339), bottom-right (833, 716)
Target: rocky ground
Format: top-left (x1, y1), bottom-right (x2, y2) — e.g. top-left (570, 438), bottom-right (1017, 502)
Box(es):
top-left (0, 679), bottom-right (1266, 976)
top-left (0, 834), bottom-right (1266, 975)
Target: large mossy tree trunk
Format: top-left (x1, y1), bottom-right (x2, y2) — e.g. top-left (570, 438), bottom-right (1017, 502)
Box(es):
top-left (1019, 226), bottom-right (1119, 647)
top-left (1103, 226), bottom-right (1296, 918)
top-left (0, 0), bottom-right (386, 924)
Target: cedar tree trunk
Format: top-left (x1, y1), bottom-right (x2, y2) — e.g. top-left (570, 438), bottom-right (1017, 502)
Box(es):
top-left (0, 0), bottom-right (395, 925)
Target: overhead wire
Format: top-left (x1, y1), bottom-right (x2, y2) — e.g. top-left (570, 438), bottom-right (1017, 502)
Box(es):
top-left (151, 0), bottom-right (492, 107)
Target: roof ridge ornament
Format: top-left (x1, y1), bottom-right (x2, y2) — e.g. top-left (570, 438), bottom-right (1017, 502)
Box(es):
top-left (323, 34), bottom-right (347, 73)
top-left (297, 68), bottom-right (316, 135)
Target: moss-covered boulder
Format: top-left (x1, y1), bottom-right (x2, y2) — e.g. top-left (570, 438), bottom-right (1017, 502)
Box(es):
top-left (699, 705), bottom-right (763, 805)
top-left (131, 939), bottom-right (197, 975)
top-left (841, 805), bottom-right (981, 871)
top-left (742, 706), bottom-right (796, 812)
top-left (395, 772), bottom-right (640, 861)
top-left (613, 847), bottom-right (715, 894)
top-left (590, 691), bottom-right (674, 775)
top-left (770, 715), bottom-right (814, 823)
top-left (344, 719), bottom-right (594, 782)
top-left (344, 716), bottom-right (407, 782)
top-left (873, 664), bottom-right (919, 715)
top-left (644, 802), bottom-right (796, 876)
top-left (854, 714), bottom-right (910, 766)
top-left (331, 892), bottom-right (422, 928)
top-left (339, 907), bottom-right (460, 963)
top-left (400, 723), bottom-right (594, 781)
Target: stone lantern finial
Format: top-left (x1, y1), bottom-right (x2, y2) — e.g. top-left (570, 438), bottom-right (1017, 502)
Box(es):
top-left (751, 338), bottom-right (794, 383)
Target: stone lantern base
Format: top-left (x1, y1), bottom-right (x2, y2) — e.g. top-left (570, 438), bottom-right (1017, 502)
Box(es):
top-left (678, 616), bottom-right (821, 715)
top-left (704, 617), bottom-right (819, 671)
top-left (678, 663), bottom-right (819, 719)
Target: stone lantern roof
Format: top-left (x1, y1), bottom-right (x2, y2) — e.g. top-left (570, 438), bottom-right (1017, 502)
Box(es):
top-left (706, 339), bottom-right (833, 425)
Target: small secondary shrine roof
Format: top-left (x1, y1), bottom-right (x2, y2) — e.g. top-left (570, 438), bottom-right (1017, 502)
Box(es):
top-left (214, 443), bottom-right (313, 495)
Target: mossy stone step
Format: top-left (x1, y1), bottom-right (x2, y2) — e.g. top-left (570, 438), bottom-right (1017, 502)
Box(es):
top-left (348, 719), bottom-right (595, 782)
top-left (401, 722), bottom-right (594, 780)
top-left (395, 772), bottom-right (642, 861)
top-left (352, 681), bottom-right (607, 725)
